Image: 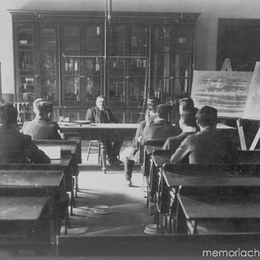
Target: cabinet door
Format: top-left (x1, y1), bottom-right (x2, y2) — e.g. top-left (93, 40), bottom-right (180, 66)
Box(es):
top-left (61, 23), bottom-right (103, 107)
top-left (15, 24), bottom-right (35, 102)
top-left (151, 24), bottom-right (195, 102)
top-left (37, 24), bottom-right (59, 105)
top-left (14, 23), bottom-right (59, 104)
top-left (107, 24), bottom-right (148, 107)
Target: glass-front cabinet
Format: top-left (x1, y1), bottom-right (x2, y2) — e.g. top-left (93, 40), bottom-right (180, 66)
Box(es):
top-left (14, 23), bottom-right (59, 105)
top-left (11, 10), bottom-right (200, 122)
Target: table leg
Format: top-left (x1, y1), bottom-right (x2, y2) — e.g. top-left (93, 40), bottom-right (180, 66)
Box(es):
top-left (101, 148), bottom-right (107, 174)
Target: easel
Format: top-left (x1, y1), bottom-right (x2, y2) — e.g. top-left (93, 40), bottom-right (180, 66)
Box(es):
top-left (241, 62), bottom-right (260, 150)
top-left (220, 59), bottom-right (247, 150)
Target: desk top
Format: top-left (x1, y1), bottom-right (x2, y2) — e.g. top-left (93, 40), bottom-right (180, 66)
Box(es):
top-left (163, 170), bottom-right (260, 188)
top-left (145, 145), bottom-right (163, 155)
top-left (151, 154), bottom-right (171, 168)
top-left (178, 194), bottom-right (260, 220)
top-left (59, 122), bottom-right (138, 129)
top-left (0, 196), bottom-right (49, 220)
top-left (0, 170), bottom-right (64, 187)
top-left (51, 154), bottom-right (72, 167)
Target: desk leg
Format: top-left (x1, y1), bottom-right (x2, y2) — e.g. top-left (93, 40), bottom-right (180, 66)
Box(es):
top-left (101, 147), bottom-right (107, 174)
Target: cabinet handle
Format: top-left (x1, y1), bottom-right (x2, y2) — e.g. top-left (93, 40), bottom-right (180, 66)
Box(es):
top-left (80, 75), bottom-right (85, 78)
top-left (126, 76), bottom-right (130, 79)
top-left (35, 75), bottom-right (40, 78)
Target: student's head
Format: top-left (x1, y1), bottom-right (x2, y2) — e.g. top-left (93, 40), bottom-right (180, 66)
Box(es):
top-left (179, 97), bottom-right (194, 114)
top-left (0, 102), bottom-right (18, 125)
top-left (35, 100), bottom-right (53, 118)
top-left (147, 97), bottom-right (160, 113)
top-left (156, 104), bottom-right (171, 120)
top-left (196, 106), bottom-right (218, 129)
top-left (179, 107), bottom-right (197, 130)
top-left (96, 95), bottom-right (106, 110)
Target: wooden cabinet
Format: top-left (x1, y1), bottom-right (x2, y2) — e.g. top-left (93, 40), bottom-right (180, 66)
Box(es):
top-left (10, 10), bottom-right (199, 122)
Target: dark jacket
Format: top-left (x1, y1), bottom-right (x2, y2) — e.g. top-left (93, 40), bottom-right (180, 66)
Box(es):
top-left (21, 117), bottom-right (61, 140)
top-left (0, 125), bottom-right (51, 164)
top-left (86, 106), bottom-right (118, 123)
top-left (163, 131), bottom-right (196, 154)
top-left (141, 119), bottom-right (178, 144)
top-left (170, 129), bottom-right (238, 164)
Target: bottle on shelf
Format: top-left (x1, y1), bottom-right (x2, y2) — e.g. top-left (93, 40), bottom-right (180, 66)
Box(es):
top-left (69, 58), bottom-right (74, 71)
top-left (74, 59), bottom-right (79, 71)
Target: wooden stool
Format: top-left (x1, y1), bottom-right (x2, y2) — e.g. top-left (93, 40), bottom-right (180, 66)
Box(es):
top-left (86, 140), bottom-right (101, 163)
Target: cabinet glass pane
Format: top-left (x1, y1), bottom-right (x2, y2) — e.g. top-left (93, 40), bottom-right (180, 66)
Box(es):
top-left (108, 77), bottom-right (125, 102)
top-left (85, 76), bottom-right (102, 101)
top-left (129, 77), bottom-right (146, 102)
top-left (130, 26), bottom-right (147, 53)
top-left (85, 25), bottom-right (103, 51)
top-left (175, 26), bottom-right (193, 53)
top-left (19, 76), bottom-right (35, 102)
top-left (151, 77), bottom-right (170, 101)
top-left (64, 77), bottom-right (80, 101)
top-left (63, 26), bottom-right (80, 52)
top-left (153, 26), bottom-right (170, 50)
top-left (108, 26), bottom-right (126, 55)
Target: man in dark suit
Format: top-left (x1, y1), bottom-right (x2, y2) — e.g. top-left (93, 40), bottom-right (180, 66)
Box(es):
top-left (170, 106), bottom-right (238, 164)
top-left (163, 106), bottom-right (198, 154)
top-left (86, 95), bottom-right (123, 166)
top-left (124, 104), bottom-right (178, 186)
top-left (0, 102), bottom-right (50, 164)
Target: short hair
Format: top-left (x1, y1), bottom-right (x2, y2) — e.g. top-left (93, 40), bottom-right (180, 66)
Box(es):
top-left (180, 107), bottom-right (198, 127)
top-left (0, 102), bottom-right (18, 125)
top-left (36, 101), bottom-right (53, 115)
top-left (196, 106), bottom-right (218, 127)
top-left (96, 95), bottom-right (106, 101)
top-left (179, 97), bottom-right (194, 109)
top-left (156, 104), bottom-right (171, 118)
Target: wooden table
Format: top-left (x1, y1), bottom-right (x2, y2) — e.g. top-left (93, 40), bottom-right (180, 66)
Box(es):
top-left (59, 123), bottom-right (138, 173)
top-left (0, 196), bottom-right (54, 245)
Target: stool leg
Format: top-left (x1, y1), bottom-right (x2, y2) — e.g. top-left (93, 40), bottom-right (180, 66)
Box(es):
top-left (86, 141), bottom-right (92, 161)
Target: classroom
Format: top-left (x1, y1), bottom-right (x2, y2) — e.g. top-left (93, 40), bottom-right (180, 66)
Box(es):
top-left (1, 0), bottom-right (260, 258)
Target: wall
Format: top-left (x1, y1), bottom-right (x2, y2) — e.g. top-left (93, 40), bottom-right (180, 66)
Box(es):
top-left (1, 0), bottom-right (260, 94)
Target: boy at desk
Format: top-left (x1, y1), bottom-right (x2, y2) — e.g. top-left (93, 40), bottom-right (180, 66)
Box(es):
top-left (21, 98), bottom-right (64, 140)
top-left (0, 102), bottom-right (50, 163)
top-left (170, 105), bottom-right (238, 164)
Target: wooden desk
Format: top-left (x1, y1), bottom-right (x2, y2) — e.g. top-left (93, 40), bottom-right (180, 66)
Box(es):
top-left (161, 163), bottom-right (260, 234)
top-left (146, 151), bottom-right (171, 216)
top-left (0, 169), bottom-right (67, 235)
top-left (36, 140), bottom-right (79, 198)
top-left (178, 193), bottom-right (260, 234)
top-left (59, 123), bottom-right (138, 173)
top-left (0, 196), bottom-right (54, 245)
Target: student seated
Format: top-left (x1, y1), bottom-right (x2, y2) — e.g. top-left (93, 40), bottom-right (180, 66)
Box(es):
top-left (132, 97), bottom-right (160, 148)
top-left (163, 106), bottom-right (198, 154)
top-left (0, 102), bottom-right (50, 163)
top-left (21, 98), bottom-right (64, 140)
top-left (170, 106), bottom-right (238, 164)
top-left (123, 104), bottom-right (178, 187)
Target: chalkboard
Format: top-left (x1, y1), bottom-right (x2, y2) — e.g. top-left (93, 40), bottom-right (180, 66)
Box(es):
top-left (191, 70), bottom-right (253, 118)
top-left (243, 62), bottom-right (260, 120)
